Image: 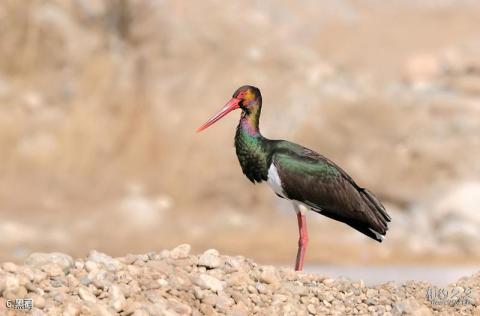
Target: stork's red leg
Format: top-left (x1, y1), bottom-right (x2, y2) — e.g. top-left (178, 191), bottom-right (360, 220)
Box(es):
top-left (295, 211), bottom-right (308, 271)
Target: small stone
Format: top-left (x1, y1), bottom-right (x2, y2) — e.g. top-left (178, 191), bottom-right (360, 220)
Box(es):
top-left (318, 291), bottom-right (335, 303)
top-left (33, 269), bottom-right (47, 283)
top-left (202, 294), bottom-right (217, 306)
top-left (85, 261), bottom-right (99, 273)
top-left (272, 294), bottom-right (287, 305)
top-left (366, 288), bottom-right (378, 298)
top-left (258, 265), bottom-right (278, 285)
top-left (78, 286), bottom-right (97, 303)
top-left (26, 253), bottom-right (74, 271)
top-left (63, 303), bottom-right (80, 316)
top-left (194, 287), bottom-right (204, 300)
top-left (41, 263), bottom-right (64, 277)
top-left (1, 274), bottom-right (20, 292)
top-left (16, 285), bottom-right (27, 298)
top-left (91, 303), bottom-right (116, 316)
top-left (307, 304), bottom-right (316, 314)
top-left (198, 249), bottom-right (222, 269)
top-left (50, 276), bottom-right (66, 287)
top-left (193, 274), bottom-right (223, 292)
top-left (224, 257), bottom-right (241, 273)
top-left (169, 299), bottom-right (192, 314)
top-left (29, 293), bottom-right (46, 309)
top-left (412, 307), bottom-right (433, 316)
top-left (157, 278), bottom-right (168, 287)
top-left (132, 309), bottom-right (149, 316)
top-left (110, 285), bottom-right (126, 312)
top-left (2, 262), bottom-right (17, 272)
top-left (256, 283), bottom-right (268, 294)
top-left (247, 285), bottom-right (256, 293)
top-left (91, 270), bottom-right (110, 289)
top-left (215, 295), bottom-right (233, 310)
top-left (53, 291), bottom-right (66, 303)
top-left (170, 244), bottom-right (191, 259)
top-left (79, 275), bottom-right (91, 286)
top-left (285, 283), bottom-right (309, 296)
top-left (159, 250), bottom-right (170, 259)
top-left (322, 278), bottom-right (335, 286)
top-left (87, 250), bottom-right (121, 271)
top-left (74, 261), bottom-right (84, 270)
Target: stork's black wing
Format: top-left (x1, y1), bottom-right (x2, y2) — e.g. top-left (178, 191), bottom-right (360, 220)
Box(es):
top-left (271, 142), bottom-right (391, 241)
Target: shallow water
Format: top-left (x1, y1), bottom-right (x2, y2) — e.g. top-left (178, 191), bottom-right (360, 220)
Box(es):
top-left (305, 265), bottom-right (479, 286)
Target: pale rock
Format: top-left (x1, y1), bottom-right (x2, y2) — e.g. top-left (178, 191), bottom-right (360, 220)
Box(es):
top-left (1, 274), bottom-right (20, 292)
top-left (26, 253), bottom-right (74, 271)
top-left (85, 261), bottom-right (99, 273)
top-left (78, 286), bottom-right (97, 303)
top-left (193, 274), bottom-right (223, 292)
top-left (193, 287), bottom-right (204, 300)
top-left (87, 250), bottom-right (121, 271)
top-left (132, 309), bottom-right (149, 316)
top-left (2, 262), bottom-right (17, 273)
top-left (272, 294), bottom-right (287, 305)
top-left (110, 285), bottom-right (126, 312)
top-left (41, 263), bottom-right (64, 277)
top-left (366, 288), bottom-right (378, 298)
top-left (91, 303), bottom-right (116, 316)
top-left (256, 283), bottom-right (268, 294)
top-left (159, 250), bottom-right (170, 259)
top-left (198, 249), bottom-right (222, 269)
top-left (170, 244), bottom-right (191, 259)
top-left (30, 293), bottom-right (46, 309)
top-left (63, 303), bottom-right (80, 316)
top-left (258, 265), bottom-right (278, 285)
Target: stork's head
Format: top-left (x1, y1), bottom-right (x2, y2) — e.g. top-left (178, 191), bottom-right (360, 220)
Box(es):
top-left (197, 85), bottom-right (262, 132)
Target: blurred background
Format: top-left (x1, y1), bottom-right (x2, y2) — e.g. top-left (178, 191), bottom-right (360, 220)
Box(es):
top-left (0, 0), bottom-right (479, 277)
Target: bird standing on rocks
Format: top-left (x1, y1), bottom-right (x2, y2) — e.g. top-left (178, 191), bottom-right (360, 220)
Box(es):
top-left (197, 85), bottom-right (391, 271)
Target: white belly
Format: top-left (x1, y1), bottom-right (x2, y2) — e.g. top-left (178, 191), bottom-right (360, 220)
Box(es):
top-left (267, 163), bottom-right (285, 198)
top-left (267, 163), bottom-right (314, 215)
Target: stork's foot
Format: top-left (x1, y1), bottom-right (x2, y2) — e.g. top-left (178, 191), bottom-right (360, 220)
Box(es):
top-left (294, 212), bottom-right (309, 271)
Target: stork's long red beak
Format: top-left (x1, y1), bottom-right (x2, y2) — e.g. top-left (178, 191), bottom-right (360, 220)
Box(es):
top-left (196, 98), bottom-right (241, 132)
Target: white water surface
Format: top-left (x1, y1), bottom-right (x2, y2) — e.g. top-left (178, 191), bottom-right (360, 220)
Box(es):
top-left (304, 265), bottom-right (478, 286)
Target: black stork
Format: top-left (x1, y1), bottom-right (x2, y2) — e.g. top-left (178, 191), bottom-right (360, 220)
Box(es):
top-left (197, 85), bottom-right (391, 271)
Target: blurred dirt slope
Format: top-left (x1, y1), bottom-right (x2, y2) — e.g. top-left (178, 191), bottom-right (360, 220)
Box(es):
top-left (0, 0), bottom-right (479, 264)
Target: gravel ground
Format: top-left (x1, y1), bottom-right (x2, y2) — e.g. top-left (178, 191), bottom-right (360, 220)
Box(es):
top-left (0, 245), bottom-right (478, 315)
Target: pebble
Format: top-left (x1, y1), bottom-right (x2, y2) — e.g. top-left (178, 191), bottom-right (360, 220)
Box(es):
top-left (366, 288), bottom-right (378, 298)
top-left (109, 285), bottom-right (126, 312)
top-left (170, 244), bottom-right (191, 259)
top-left (78, 286), bottom-right (97, 303)
top-left (41, 263), bottom-right (64, 277)
top-left (193, 274), bottom-right (223, 292)
top-left (63, 303), bottom-right (80, 316)
top-left (30, 293), bottom-right (46, 309)
top-left (2, 274), bottom-right (20, 292)
top-left (0, 245), bottom-right (476, 315)
top-left (26, 253), bottom-right (74, 271)
top-left (87, 251), bottom-right (121, 271)
top-left (307, 303), bottom-right (316, 314)
top-left (2, 262), bottom-right (17, 273)
top-left (258, 265), bottom-right (278, 285)
top-left (198, 249), bottom-right (222, 269)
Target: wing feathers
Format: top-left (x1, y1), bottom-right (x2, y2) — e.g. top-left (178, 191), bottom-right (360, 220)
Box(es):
top-left (272, 146), bottom-right (390, 242)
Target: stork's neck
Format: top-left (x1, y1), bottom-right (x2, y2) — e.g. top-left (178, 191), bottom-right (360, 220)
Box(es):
top-left (234, 101), bottom-right (270, 183)
top-left (239, 101), bottom-right (262, 136)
